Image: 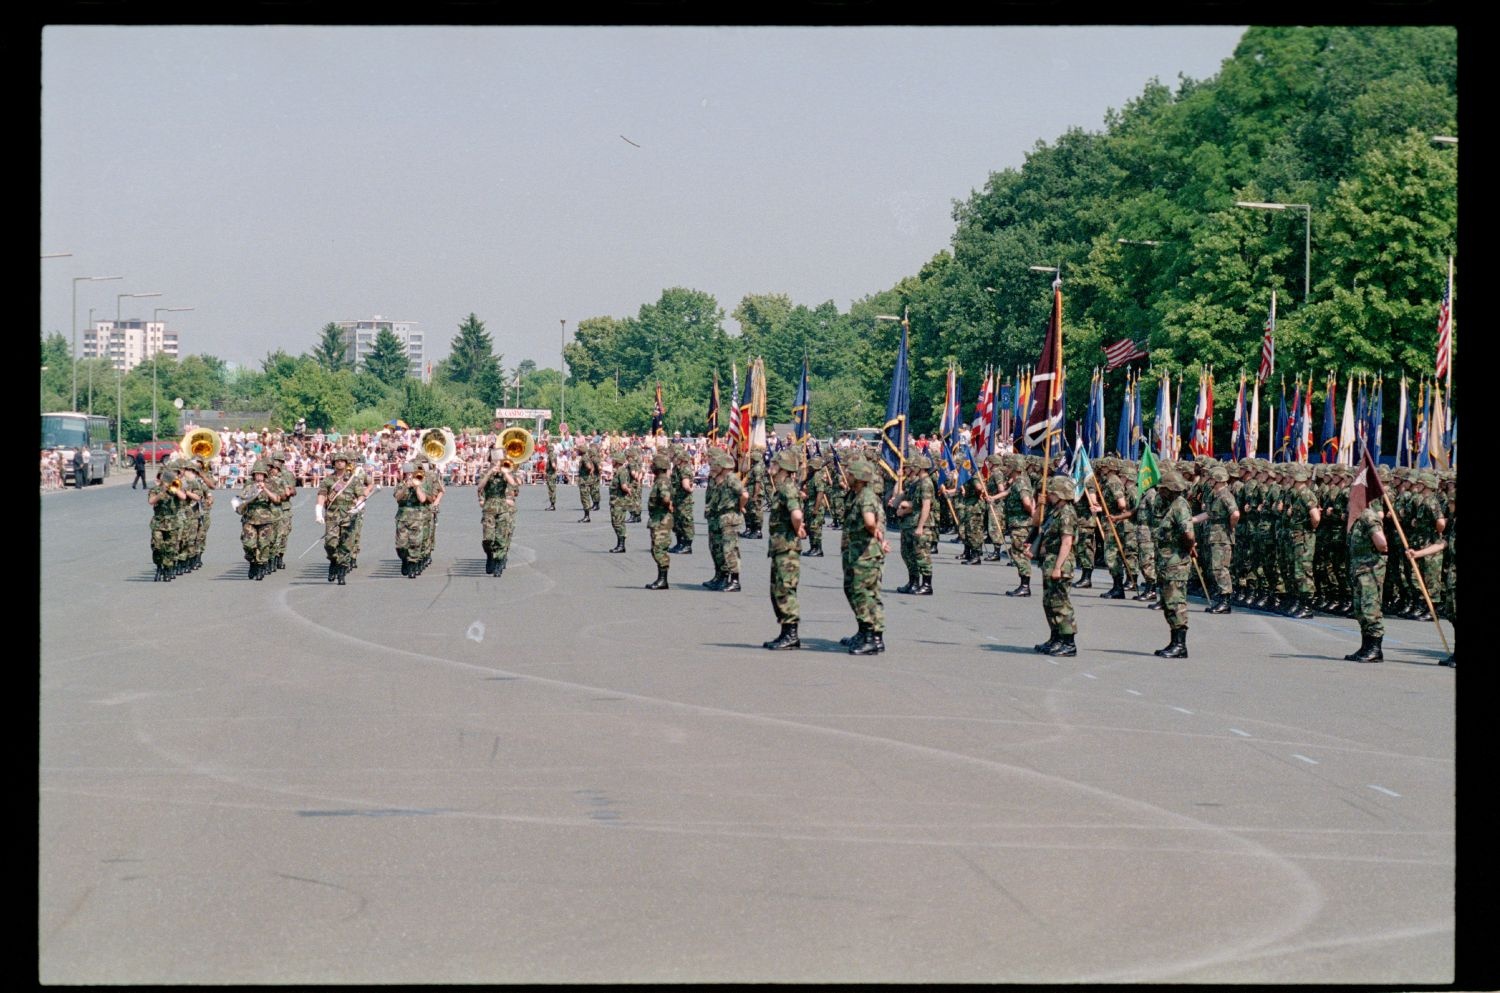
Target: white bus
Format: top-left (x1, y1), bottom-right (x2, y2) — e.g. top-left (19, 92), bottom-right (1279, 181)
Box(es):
top-left (41, 412), bottom-right (113, 486)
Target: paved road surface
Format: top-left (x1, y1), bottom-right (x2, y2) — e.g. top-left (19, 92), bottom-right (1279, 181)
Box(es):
top-left (39, 475), bottom-right (1455, 983)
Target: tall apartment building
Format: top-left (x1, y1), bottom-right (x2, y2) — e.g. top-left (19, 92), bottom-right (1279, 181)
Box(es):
top-left (336, 316), bottom-right (428, 382)
top-left (83, 320), bottom-right (180, 373)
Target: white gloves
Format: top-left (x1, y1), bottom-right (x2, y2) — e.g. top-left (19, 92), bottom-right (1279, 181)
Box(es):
top-left (315, 504), bottom-right (325, 524)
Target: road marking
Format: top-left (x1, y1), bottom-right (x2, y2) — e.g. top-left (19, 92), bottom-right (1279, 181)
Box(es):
top-left (1082, 673), bottom-right (1097, 680)
top-left (1228, 728), bottom-right (1251, 737)
top-left (1126, 689), bottom-right (1142, 696)
top-left (1291, 754), bottom-right (1318, 765)
top-left (1171, 707), bottom-right (1194, 715)
top-left (1368, 785), bottom-right (1402, 798)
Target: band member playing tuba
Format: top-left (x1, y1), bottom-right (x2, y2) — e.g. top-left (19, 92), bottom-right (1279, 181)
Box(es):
top-left (476, 448), bottom-right (521, 576)
top-left (393, 460), bottom-right (429, 577)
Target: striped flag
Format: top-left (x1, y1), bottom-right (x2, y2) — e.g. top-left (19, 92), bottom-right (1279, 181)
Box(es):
top-left (1257, 292), bottom-right (1276, 383)
top-left (1230, 372), bottom-right (1246, 459)
top-left (727, 362), bottom-right (743, 454)
top-left (1104, 337), bottom-right (1147, 371)
top-left (970, 367), bottom-right (994, 456)
top-left (939, 363), bottom-right (960, 444)
top-left (1190, 369), bottom-right (1212, 457)
top-left (1434, 263), bottom-right (1453, 384)
top-left (1023, 279), bottom-right (1065, 453)
top-left (1346, 449), bottom-right (1385, 534)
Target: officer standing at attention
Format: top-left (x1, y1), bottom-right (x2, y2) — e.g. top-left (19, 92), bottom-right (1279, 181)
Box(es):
top-left (741, 445), bottom-right (768, 540)
top-left (542, 439), bottom-right (559, 511)
top-left (894, 453), bottom-right (935, 595)
top-left (1029, 475), bottom-right (1079, 656)
top-left (1152, 470), bottom-right (1196, 658)
top-left (764, 449), bottom-right (806, 650)
top-left (1001, 455), bottom-right (1037, 597)
top-left (1345, 474), bottom-right (1391, 663)
top-left (576, 446), bottom-right (601, 523)
top-left (1195, 464), bottom-right (1239, 613)
top-left (669, 444), bottom-right (696, 555)
top-left (1284, 464), bottom-right (1321, 618)
top-left (607, 448), bottom-right (637, 554)
top-left (802, 452), bottom-right (829, 557)
top-left (644, 450), bottom-right (675, 590)
top-left (703, 448), bottom-right (746, 591)
top-left (840, 460), bottom-right (889, 655)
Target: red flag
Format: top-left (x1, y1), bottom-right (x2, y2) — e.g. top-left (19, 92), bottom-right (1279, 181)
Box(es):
top-left (1257, 294), bottom-right (1276, 383)
top-left (1023, 282), bottom-right (1064, 450)
top-left (1346, 449), bottom-right (1386, 533)
top-left (1104, 338), bottom-right (1147, 371)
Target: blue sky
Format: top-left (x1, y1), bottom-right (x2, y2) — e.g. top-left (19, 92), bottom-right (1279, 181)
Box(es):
top-left (42, 26), bottom-right (1245, 371)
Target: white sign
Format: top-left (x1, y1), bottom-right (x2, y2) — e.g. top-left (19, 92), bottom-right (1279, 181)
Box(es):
top-left (493, 407), bottom-right (552, 420)
top-left (173, 397), bottom-right (184, 409)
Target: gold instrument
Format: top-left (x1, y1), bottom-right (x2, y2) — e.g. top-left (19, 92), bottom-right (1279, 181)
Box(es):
top-left (179, 427), bottom-right (221, 461)
top-left (498, 426), bottom-right (534, 464)
top-left (419, 427), bottom-right (458, 467)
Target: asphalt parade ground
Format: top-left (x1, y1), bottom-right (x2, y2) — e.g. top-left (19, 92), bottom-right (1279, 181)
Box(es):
top-left (39, 473), bottom-right (1456, 983)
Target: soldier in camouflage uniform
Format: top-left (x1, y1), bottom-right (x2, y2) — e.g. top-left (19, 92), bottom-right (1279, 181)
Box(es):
top-left (236, 460), bottom-right (281, 581)
top-left (1231, 460), bottom-right (1257, 605)
top-left (1031, 474), bottom-right (1079, 656)
top-left (1194, 464), bottom-right (1239, 613)
top-left (803, 453), bottom-right (830, 556)
top-left (955, 461), bottom-right (984, 565)
top-left (669, 445), bottom-right (696, 554)
top-left (1281, 464), bottom-right (1321, 617)
top-left (1071, 466), bottom-right (1103, 589)
top-left (414, 456), bottom-right (445, 574)
top-left (607, 449), bottom-right (637, 554)
top-left (148, 465), bottom-right (191, 581)
top-left (315, 451), bottom-right (372, 585)
top-left (1131, 465), bottom-right (1160, 603)
top-left (741, 446), bottom-right (768, 539)
top-left (393, 460), bottom-right (430, 577)
top-left (176, 458), bottom-right (210, 573)
top-left (477, 448), bottom-right (521, 577)
top-left (1345, 477), bottom-right (1390, 663)
top-left (644, 450), bottom-right (675, 590)
top-left (703, 448), bottom-right (746, 591)
top-left (1402, 471), bottom-right (1447, 620)
top-left (895, 453), bottom-right (936, 595)
top-left (1152, 470), bottom-right (1195, 658)
top-left (542, 443), bottom-right (558, 510)
top-left (575, 446), bottom-right (600, 522)
top-left (1000, 455), bottom-right (1037, 597)
top-left (827, 452), bottom-right (848, 530)
top-left (763, 449), bottom-right (806, 649)
top-left (1099, 461), bottom-right (1137, 599)
top-left (841, 460), bottom-right (889, 655)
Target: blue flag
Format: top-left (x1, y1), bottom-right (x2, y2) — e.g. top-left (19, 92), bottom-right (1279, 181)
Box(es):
top-left (954, 441), bottom-right (976, 487)
top-left (1072, 444), bottom-right (1094, 490)
top-left (1115, 374), bottom-right (1132, 458)
top-left (1370, 379), bottom-right (1383, 465)
top-left (792, 355), bottom-right (811, 443)
top-left (1320, 376), bottom-right (1337, 463)
top-left (1274, 386), bottom-right (1288, 462)
top-left (1131, 377), bottom-right (1144, 461)
top-left (1355, 381), bottom-right (1368, 463)
top-left (880, 315), bottom-right (910, 480)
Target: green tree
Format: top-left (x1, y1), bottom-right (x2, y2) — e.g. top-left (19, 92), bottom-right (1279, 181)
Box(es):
top-left (398, 379), bottom-right (447, 428)
top-left (364, 328), bottom-right (410, 387)
top-left (273, 362), bottom-right (355, 431)
top-left (444, 313), bottom-right (500, 387)
top-left (310, 322), bottom-right (352, 372)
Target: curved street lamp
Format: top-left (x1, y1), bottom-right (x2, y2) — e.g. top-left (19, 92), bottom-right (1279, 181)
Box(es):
top-left (151, 306), bottom-right (194, 450)
top-left (1236, 201), bottom-right (1311, 303)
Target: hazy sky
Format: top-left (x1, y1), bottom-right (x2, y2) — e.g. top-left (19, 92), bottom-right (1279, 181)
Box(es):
top-left (41, 25), bottom-right (1245, 372)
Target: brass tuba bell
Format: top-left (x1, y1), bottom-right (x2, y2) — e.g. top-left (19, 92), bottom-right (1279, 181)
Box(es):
top-left (498, 426), bottom-right (534, 464)
top-left (419, 427), bottom-right (457, 466)
top-left (179, 427), bottom-right (221, 461)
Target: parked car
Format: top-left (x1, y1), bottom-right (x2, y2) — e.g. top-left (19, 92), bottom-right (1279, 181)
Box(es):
top-left (126, 441), bottom-right (180, 464)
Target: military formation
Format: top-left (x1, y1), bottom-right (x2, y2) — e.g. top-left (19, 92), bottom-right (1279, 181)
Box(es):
top-left (142, 437), bottom-right (1455, 668)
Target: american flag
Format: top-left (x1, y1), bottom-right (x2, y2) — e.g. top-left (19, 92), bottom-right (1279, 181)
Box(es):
top-left (1257, 294), bottom-right (1276, 383)
top-left (1103, 338), bottom-right (1147, 371)
top-left (970, 368), bottom-right (994, 456)
top-left (1434, 278), bottom-right (1452, 383)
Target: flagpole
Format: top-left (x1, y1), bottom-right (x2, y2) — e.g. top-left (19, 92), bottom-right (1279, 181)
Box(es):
top-left (1379, 490), bottom-right (1451, 654)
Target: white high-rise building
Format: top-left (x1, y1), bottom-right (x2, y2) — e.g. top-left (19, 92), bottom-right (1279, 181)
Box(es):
top-left (83, 320), bottom-right (180, 373)
top-left (336, 316), bottom-right (428, 382)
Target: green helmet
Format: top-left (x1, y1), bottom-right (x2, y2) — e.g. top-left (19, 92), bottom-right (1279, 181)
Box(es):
top-left (250, 460), bottom-right (270, 475)
top-left (1046, 475), bottom-right (1075, 500)
top-left (846, 460), bottom-right (878, 483)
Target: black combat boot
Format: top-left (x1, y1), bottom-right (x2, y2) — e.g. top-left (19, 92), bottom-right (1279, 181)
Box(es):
top-left (254, 561), bottom-right (266, 581)
top-left (645, 567), bottom-right (669, 590)
top-left (897, 571), bottom-right (919, 594)
top-left (1154, 628), bottom-right (1188, 658)
top-left (161, 563), bottom-right (174, 581)
top-left (807, 541), bottom-right (823, 557)
top-left (984, 547), bottom-right (1004, 562)
top-left (704, 571), bottom-right (726, 591)
top-left (592, 499), bottom-right (600, 511)
top-left (628, 512), bottom-right (641, 524)
top-left (1207, 594), bottom-right (1232, 615)
top-left (336, 565), bottom-right (347, 585)
top-left (668, 539), bottom-right (684, 554)
top-left (1440, 652), bottom-right (1455, 668)
top-left (1343, 633), bottom-right (1371, 661)
top-left (1034, 626), bottom-right (1059, 654)
top-left (840, 623), bottom-right (868, 649)
top-left (722, 572), bottom-right (741, 592)
top-left (154, 564), bottom-right (163, 582)
top-left (764, 624), bottom-right (801, 650)
top-left (1046, 633), bottom-right (1077, 657)
top-left (610, 538), bottom-right (626, 553)
top-left (1292, 598), bottom-right (1314, 620)
top-left (1072, 569), bottom-right (1093, 589)
top-left (1101, 577), bottom-right (1125, 600)
top-left (916, 574), bottom-right (933, 595)
top-left (328, 561), bottom-right (338, 583)
top-left (1006, 576), bottom-right (1032, 598)
top-left (850, 631), bottom-right (885, 655)
top-left (579, 511), bottom-right (591, 523)
top-left (494, 556), bottom-right (506, 577)
top-left (679, 541), bottom-right (692, 555)
top-left (482, 554), bottom-right (492, 576)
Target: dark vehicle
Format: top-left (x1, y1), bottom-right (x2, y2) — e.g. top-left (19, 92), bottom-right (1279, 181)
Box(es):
top-left (42, 412), bottom-right (113, 485)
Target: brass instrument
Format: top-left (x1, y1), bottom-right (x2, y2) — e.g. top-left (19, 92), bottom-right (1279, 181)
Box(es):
top-left (498, 426), bottom-right (534, 465)
top-left (419, 427), bottom-right (457, 467)
top-left (179, 427), bottom-right (221, 461)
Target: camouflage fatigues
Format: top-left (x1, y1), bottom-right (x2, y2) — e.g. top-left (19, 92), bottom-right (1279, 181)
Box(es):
top-left (393, 475), bottom-right (427, 563)
top-left (478, 466), bottom-right (518, 562)
top-left (898, 473), bottom-right (936, 577)
top-left (238, 477), bottom-right (279, 567)
top-left (647, 470), bottom-right (674, 568)
top-left (318, 467), bottom-right (364, 568)
top-left (1003, 472), bottom-right (1035, 580)
top-left (842, 483), bottom-right (885, 632)
top-left (1154, 491), bottom-right (1194, 631)
top-left (1205, 485), bottom-right (1238, 596)
top-left (609, 460), bottom-right (636, 544)
top-left (705, 469), bottom-right (746, 575)
top-left (1348, 507), bottom-right (1387, 638)
top-left (577, 451), bottom-right (601, 513)
top-left (767, 476), bottom-right (803, 623)
top-left (1037, 500), bottom-right (1079, 636)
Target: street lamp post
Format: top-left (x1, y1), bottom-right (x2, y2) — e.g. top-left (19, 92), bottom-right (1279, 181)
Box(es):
top-left (151, 306), bottom-right (194, 451)
top-left (559, 319), bottom-right (566, 437)
top-left (71, 275), bottom-right (123, 411)
top-left (1116, 238), bottom-right (1163, 247)
top-left (86, 307), bottom-right (95, 412)
top-left (115, 292), bottom-right (161, 453)
top-left (1235, 201), bottom-right (1312, 303)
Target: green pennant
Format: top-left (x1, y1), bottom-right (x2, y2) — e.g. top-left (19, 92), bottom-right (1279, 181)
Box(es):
top-left (1137, 449), bottom-right (1160, 492)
